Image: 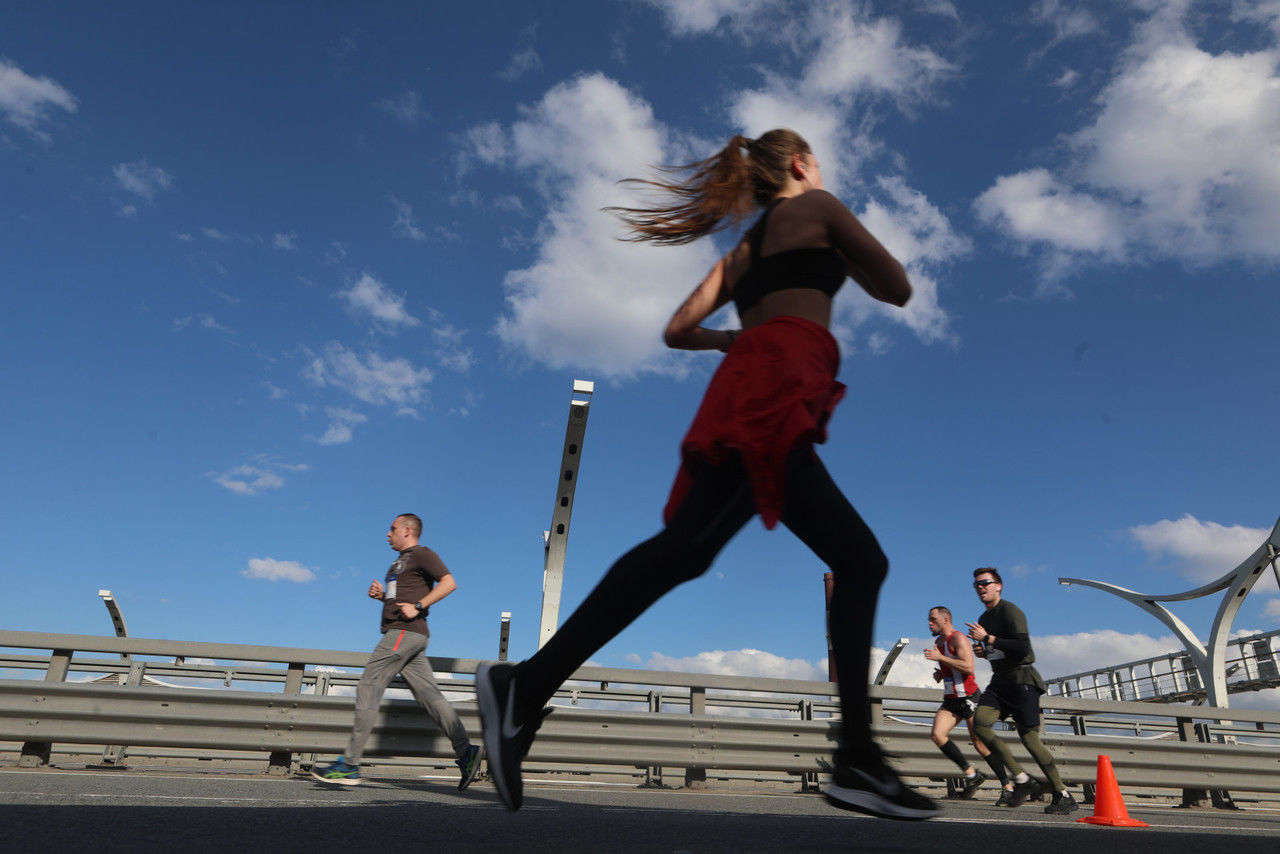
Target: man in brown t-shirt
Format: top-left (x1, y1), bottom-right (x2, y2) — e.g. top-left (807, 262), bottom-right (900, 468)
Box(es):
top-left (311, 513), bottom-right (480, 789)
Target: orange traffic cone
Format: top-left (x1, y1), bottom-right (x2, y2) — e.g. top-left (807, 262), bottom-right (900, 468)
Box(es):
top-left (1078, 754), bottom-right (1149, 827)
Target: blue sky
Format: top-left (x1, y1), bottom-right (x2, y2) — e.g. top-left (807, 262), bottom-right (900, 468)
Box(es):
top-left (3, 0), bottom-right (1278, 706)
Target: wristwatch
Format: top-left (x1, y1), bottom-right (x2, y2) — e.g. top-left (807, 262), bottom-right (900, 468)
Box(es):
top-left (415, 600), bottom-right (428, 614)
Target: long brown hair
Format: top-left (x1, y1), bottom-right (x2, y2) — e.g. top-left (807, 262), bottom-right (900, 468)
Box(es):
top-left (607, 128), bottom-right (811, 246)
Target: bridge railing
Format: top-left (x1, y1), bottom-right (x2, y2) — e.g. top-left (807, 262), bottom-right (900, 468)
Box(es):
top-left (1, 630), bottom-right (1278, 799)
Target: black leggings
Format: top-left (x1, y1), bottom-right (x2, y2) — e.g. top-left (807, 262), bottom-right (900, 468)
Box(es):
top-left (515, 450), bottom-right (889, 755)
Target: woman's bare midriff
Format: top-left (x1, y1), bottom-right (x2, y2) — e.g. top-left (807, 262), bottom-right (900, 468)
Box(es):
top-left (739, 288), bottom-right (833, 331)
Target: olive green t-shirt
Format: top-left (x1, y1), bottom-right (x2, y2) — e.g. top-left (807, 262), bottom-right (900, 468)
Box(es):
top-left (978, 599), bottom-right (1044, 689)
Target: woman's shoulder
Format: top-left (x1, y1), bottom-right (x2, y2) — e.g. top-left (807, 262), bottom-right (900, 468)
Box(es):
top-left (778, 189), bottom-right (852, 224)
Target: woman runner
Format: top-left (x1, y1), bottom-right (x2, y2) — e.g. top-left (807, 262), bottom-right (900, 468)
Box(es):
top-left (478, 129), bottom-right (939, 820)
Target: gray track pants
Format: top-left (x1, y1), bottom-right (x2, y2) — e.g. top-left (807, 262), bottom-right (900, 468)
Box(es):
top-left (344, 629), bottom-right (471, 765)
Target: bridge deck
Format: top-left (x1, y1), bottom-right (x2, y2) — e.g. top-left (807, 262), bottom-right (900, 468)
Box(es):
top-left (2, 765), bottom-right (1277, 853)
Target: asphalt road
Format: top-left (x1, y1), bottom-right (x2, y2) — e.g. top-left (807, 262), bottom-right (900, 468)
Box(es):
top-left (2, 766), bottom-right (1278, 853)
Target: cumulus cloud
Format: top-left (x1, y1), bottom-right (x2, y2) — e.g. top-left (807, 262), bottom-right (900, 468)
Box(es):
top-left (0, 59), bottom-right (77, 137)
top-left (1031, 0), bottom-right (1100, 45)
top-left (390, 196), bottom-right (428, 242)
top-left (209, 457), bottom-right (310, 496)
top-left (311, 406), bottom-right (367, 446)
top-left (375, 90), bottom-right (427, 124)
top-left (978, 4), bottom-right (1280, 278)
top-left (172, 313), bottom-right (231, 334)
top-left (854, 176), bottom-right (969, 345)
top-left (242, 557), bottom-right (316, 583)
top-left (472, 4), bottom-right (961, 377)
top-left (476, 73), bottom-right (719, 378)
top-left (114, 158), bottom-right (174, 201)
top-left (644, 648), bottom-right (828, 681)
top-left (498, 27), bottom-right (542, 81)
top-left (336, 272), bottom-right (420, 328)
top-left (974, 169), bottom-right (1127, 255)
top-left (304, 342), bottom-right (433, 408)
top-left (1129, 514), bottom-right (1274, 586)
top-left (432, 323), bottom-right (475, 373)
top-left (644, 0), bottom-right (784, 36)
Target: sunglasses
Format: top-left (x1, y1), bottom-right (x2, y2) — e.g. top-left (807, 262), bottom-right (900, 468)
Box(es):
top-left (973, 580), bottom-right (998, 589)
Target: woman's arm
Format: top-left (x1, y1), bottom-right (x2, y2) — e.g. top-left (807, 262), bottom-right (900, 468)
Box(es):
top-left (663, 255), bottom-right (737, 351)
top-left (811, 190), bottom-right (912, 307)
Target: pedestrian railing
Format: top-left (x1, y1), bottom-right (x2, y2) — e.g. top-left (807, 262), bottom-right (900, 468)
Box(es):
top-left (1, 630), bottom-right (1278, 801)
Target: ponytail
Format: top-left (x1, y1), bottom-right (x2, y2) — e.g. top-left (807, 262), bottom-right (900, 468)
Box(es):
top-left (607, 129), bottom-right (810, 246)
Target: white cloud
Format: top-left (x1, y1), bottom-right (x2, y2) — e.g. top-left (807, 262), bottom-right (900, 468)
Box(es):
top-left (375, 90), bottom-right (427, 124)
top-left (312, 406), bottom-right (367, 446)
top-left (1265, 598), bottom-right (1280, 619)
top-left (273, 232), bottom-right (297, 251)
top-left (432, 323), bottom-right (475, 373)
top-left (478, 73), bottom-right (719, 379)
top-left (498, 47), bottom-right (541, 82)
top-left (242, 557), bottom-right (316, 583)
top-left (390, 196), bottom-right (428, 242)
top-left (974, 168), bottom-right (1127, 255)
top-left (0, 59), bottom-right (77, 137)
top-left (200, 226), bottom-right (232, 241)
top-left (336, 272), bottom-right (420, 328)
top-left (644, 0), bottom-right (784, 36)
top-left (644, 648), bottom-right (828, 681)
top-left (114, 159), bottom-right (174, 201)
top-left (1129, 514), bottom-right (1274, 586)
top-left (978, 6), bottom-right (1280, 276)
top-left (853, 176), bottom-right (969, 345)
top-left (799, 6), bottom-right (953, 108)
top-left (1031, 0), bottom-right (1100, 44)
top-left (172, 313), bottom-right (231, 334)
top-left (305, 342), bottom-right (433, 407)
top-left (210, 457), bottom-right (309, 496)
top-left (477, 7), bottom-right (960, 376)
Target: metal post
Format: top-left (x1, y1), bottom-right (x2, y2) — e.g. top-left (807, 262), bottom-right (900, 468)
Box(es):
top-left (266, 662), bottom-right (306, 775)
top-left (20, 649), bottom-right (73, 767)
top-left (1070, 716), bottom-right (1095, 803)
top-left (539, 379), bottom-right (594, 649)
top-left (96, 589), bottom-right (133, 766)
top-left (642, 691), bottom-right (666, 788)
top-left (498, 612), bottom-right (512, 662)
top-left (685, 687), bottom-right (707, 789)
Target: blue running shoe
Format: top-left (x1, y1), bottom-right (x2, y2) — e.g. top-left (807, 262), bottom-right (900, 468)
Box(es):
top-left (457, 744), bottom-right (482, 792)
top-left (311, 758), bottom-right (361, 786)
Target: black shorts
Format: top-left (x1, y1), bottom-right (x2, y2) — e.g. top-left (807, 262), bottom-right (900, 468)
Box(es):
top-left (940, 695), bottom-right (978, 720)
top-left (977, 683), bottom-right (1042, 729)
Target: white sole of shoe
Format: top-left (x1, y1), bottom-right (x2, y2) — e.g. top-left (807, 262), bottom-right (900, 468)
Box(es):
top-left (309, 770), bottom-right (361, 786)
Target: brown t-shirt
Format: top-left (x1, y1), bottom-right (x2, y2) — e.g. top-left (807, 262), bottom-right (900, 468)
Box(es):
top-left (380, 545), bottom-right (450, 637)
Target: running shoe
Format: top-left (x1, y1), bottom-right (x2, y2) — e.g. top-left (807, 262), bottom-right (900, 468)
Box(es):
top-left (1044, 792), bottom-right (1079, 815)
top-left (476, 661), bottom-right (551, 812)
top-left (995, 787), bottom-right (1013, 806)
top-left (456, 743), bottom-right (482, 792)
top-left (959, 771), bottom-right (987, 799)
top-left (824, 748), bottom-right (941, 821)
top-left (1005, 776), bottom-right (1041, 807)
top-left (310, 758), bottom-right (361, 786)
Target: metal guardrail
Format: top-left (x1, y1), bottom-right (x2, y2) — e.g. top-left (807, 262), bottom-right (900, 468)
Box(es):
top-left (1, 630), bottom-right (1278, 799)
top-left (1046, 628), bottom-right (1280, 703)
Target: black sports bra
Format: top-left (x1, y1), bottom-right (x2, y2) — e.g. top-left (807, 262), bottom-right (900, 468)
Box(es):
top-left (731, 201), bottom-right (847, 315)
